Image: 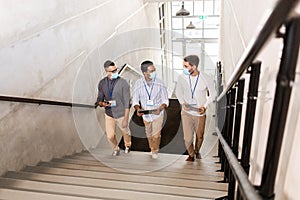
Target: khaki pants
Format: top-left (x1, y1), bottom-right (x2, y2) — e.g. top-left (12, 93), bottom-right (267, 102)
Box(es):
top-left (105, 114), bottom-right (131, 150)
top-left (181, 111), bottom-right (206, 157)
top-left (143, 114), bottom-right (164, 154)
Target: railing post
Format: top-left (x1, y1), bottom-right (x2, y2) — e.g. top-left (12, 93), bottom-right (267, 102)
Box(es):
top-left (227, 88), bottom-right (237, 200)
top-left (225, 80), bottom-right (244, 200)
top-left (226, 88), bottom-right (236, 149)
top-left (240, 62), bottom-right (261, 175)
top-left (232, 79), bottom-right (245, 157)
top-left (216, 62), bottom-right (223, 162)
top-left (217, 89), bottom-right (226, 169)
top-left (221, 92), bottom-right (231, 181)
top-left (259, 17), bottom-right (300, 200)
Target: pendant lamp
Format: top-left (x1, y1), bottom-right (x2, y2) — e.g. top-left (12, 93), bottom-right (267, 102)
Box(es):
top-left (186, 21), bottom-right (196, 29)
top-left (176, 2), bottom-right (190, 16)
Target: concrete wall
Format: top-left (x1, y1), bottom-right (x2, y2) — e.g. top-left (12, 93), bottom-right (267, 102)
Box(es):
top-left (0, 0), bottom-right (160, 175)
top-left (219, 0), bottom-right (300, 199)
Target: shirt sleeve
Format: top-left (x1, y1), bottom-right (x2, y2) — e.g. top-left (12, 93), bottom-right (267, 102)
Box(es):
top-left (122, 79), bottom-right (131, 109)
top-left (132, 79), bottom-right (140, 107)
top-left (97, 80), bottom-right (105, 103)
top-left (160, 81), bottom-right (169, 107)
top-left (203, 74), bottom-right (217, 108)
top-left (175, 75), bottom-right (185, 105)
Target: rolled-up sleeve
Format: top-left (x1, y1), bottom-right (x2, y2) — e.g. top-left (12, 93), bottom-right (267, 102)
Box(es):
top-left (132, 80), bottom-right (140, 107)
top-left (123, 80), bottom-right (131, 108)
top-left (160, 82), bottom-right (169, 107)
top-left (97, 81), bottom-right (105, 103)
top-left (175, 75), bottom-right (184, 105)
top-left (203, 74), bottom-right (217, 108)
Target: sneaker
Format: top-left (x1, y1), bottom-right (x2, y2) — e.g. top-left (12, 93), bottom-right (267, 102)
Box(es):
top-left (124, 147), bottom-right (130, 154)
top-left (151, 153), bottom-right (158, 159)
top-left (112, 149), bottom-right (120, 156)
top-left (186, 155), bottom-right (195, 162)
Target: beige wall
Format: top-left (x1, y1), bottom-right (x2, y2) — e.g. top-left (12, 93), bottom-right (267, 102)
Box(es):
top-left (219, 0), bottom-right (300, 199)
top-left (0, 0), bottom-right (159, 175)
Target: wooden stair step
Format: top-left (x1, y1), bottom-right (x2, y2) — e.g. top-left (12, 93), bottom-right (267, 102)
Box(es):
top-left (38, 161), bottom-right (223, 182)
top-left (0, 177), bottom-right (209, 200)
top-left (52, 158), bottom-right (220, 174)
top-left (79, 151), bottom-right (220, 162)
top-left (4, 171), bottom-right (227, 199)
top-left (70, 154), bottom-right (221, 170)
top-left (82, 150), bottom-right (220, 165)
top-left (0, 188), bottom-right (99, 200)
top-left (24, 166), bottom-right (228, 191)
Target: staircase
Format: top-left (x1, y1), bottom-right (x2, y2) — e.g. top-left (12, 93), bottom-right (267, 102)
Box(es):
top-left (0, 149), bottom-right (228, 200)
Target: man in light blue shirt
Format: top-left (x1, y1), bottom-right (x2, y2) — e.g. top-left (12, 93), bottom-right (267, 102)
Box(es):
top-left (132, 60), bottom-right (169, 159)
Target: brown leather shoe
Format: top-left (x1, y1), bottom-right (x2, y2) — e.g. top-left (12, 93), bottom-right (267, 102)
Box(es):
top-left (186, 155), bottom-right (195, 162)
top-left (195, 153), bottom-right (202, 159)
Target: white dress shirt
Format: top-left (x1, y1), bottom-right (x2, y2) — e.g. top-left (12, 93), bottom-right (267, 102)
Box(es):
top-left (175, 71), bottom-right (216, 116)
top-left (132, 77), bottom-right (169, 122)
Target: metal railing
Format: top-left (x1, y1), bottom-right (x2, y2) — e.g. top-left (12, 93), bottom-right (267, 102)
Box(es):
top-left (0, 64), bottom-right (133, 108)
top-left (215, 0), bottom-right (300, 199)
top-left (0, 95), bottom-right (96, 108)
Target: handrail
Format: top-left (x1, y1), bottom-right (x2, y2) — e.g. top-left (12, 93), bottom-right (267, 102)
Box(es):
top-left (215, 0), bottom-right (300, 199)
top-left (0, 64), bottom-right (141, 109)
top-left (217, 0), bottom-right (298, 101)
top-left (216, 128), bottom-right (262, 200)
top-left (0, 95), bottom-right (95, 108)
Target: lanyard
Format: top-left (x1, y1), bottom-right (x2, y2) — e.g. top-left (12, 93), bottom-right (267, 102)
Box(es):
top-left (143, 79), bottom-right (155, 100)
top-left (106, 77), bottom-right (116, 98)
top-left (189, 74), bottom-right (200, 99)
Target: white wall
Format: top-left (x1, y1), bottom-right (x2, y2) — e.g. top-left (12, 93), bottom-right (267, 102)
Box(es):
top-left (0, 0), bottom-right (159, 175)
top-left (220, 0), bottom-right (300, 199)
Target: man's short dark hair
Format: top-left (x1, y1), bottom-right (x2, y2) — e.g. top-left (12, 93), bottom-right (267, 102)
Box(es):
top-left (104, 60), bottom-right (115, 69)
top-left (140, 60), bottom-right (153, 73)
top-left (184, 55), bottom-right (199, 67)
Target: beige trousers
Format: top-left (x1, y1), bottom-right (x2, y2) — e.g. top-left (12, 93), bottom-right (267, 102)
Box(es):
top-left (143, 114), bottom-right (164, 154)
top-left (105, 114), bottom-right (131, 150)
top-left (181, 111), bottom-right (206, 157)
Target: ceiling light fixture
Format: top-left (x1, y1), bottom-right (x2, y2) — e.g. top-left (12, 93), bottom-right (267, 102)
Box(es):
top-left (186, 21), bottom-right (196, 29)
top-left (176, 2), bottom-right (190, 16)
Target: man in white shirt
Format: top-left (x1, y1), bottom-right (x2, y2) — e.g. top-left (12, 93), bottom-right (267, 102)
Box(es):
top-left (132, 60), bottom-right (169, 159)
top-left (175, 55), bottom-right (216, 162)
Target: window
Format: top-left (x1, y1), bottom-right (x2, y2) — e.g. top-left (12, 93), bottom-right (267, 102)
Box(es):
top-left (170, 0), bottom-right (220, 80)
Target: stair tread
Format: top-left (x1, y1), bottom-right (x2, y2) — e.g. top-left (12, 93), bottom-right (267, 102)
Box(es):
top-left (0, 188), bottom-right (99, 200)
top-left (4, 171), bottom-right (227, 199)
top-left (70, 153), bottom-right (221, 169)
top-left (83, 150), bottom-right (220, 164)
top-left (37, 162), bottom-right (223, 182)
top-left (50, 158), bottom-right (221, 175)
top-left (0, 177), bottom-right (211, 200)
top-left (51, 151), bottom-right (222, 176)
top-left (0, 150), bottom-right (226, 200)
top-left (23, 165), bottom-right (227, 190)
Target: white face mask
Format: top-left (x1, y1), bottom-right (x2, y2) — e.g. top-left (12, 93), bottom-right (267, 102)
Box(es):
top-left (149, 71), bottom-right (156, 80)
top-left (111, 72), bottom-right (119, 79)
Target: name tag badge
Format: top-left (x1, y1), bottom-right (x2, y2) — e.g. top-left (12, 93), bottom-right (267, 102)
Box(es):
top-left (146, 100), bottom-right (154, 106)
top-left (190, 98), bottom-right (197, 106)
top-left (109, 100), bottom-right (117, 107)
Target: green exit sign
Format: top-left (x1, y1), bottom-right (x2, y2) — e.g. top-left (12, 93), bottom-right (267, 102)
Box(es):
top-left (199, 15), bottom-right (207, 20)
